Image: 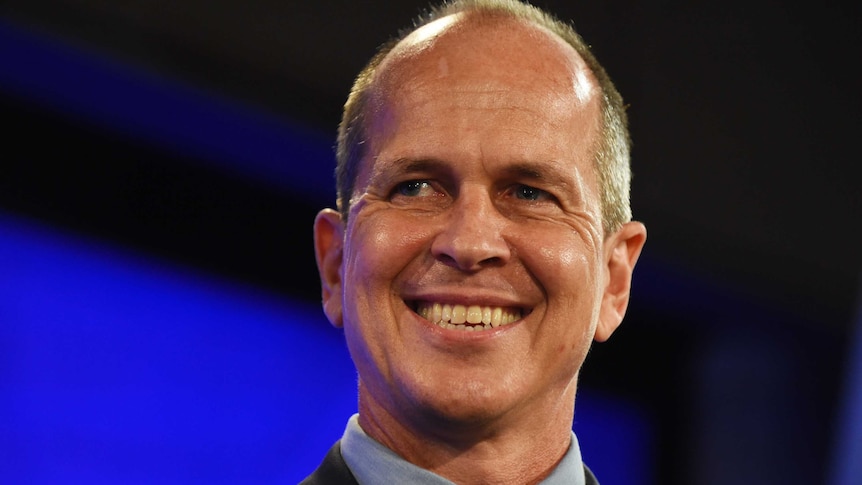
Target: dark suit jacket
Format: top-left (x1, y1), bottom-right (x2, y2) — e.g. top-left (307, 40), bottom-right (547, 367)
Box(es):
top-left (299, 441), bottom-right (600, 484)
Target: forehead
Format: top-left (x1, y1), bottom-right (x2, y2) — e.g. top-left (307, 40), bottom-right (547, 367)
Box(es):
top-left (350, 13), bottom-right (604, 205)
top-left (372, 14), bottom-right (598, 115)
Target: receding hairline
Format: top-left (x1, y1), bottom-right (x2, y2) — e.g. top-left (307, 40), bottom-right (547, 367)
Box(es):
top-left (369, 10), bottom-right (595, 105)
top-left (336, 0), bottom-right (633, 233)
top-left (351, 11), bottom-right (604, 208)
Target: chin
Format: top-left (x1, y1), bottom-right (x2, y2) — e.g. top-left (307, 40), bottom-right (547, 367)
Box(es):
top-left (404, 375), bottom-right (522, 429)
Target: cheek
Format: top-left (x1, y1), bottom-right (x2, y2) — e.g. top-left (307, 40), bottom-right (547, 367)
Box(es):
top-left (529, 231), bottom-right (602, 337)
top-left (340, 211), bottom-right (438, 335)
top-left (346, 211), bottom-right (436, 278)
top-left (534, 234), bottom-right (595, 288)
top-left (340, 212), bottom-right (436, 388)
top-left (345, 217), bottom-right (399, 277)
top-left (551, 245), bottom-right (584, 268)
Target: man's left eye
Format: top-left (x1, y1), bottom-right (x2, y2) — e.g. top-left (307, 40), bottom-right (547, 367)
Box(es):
top-left (395, 180), bottom-right (432, 197)
top-left (514, 185), bottom-right (551, 201)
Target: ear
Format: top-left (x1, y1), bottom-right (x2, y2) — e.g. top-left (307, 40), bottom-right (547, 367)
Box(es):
top-left (314, 208), bottom-right (345, 328)
top-left (596, 221), bottom-right (647, 342)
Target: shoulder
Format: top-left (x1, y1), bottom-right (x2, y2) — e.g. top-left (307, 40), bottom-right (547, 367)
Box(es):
top-left (298, 441), bottom-right (358, 485)
top-left (584, 463), bottom-right (600, 485)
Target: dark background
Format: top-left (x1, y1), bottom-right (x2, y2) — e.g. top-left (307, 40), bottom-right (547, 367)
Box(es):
top-left (2, 1), bottom-right (860, 484)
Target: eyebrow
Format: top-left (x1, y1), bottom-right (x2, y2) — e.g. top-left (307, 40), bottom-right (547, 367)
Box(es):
top-left (382, 158), bottom-right (574, 182)
top-left (373, 157), bottom-right (581, 201)
top-left (501, 162), bottom-right (575, 191)
top-left (384, 157), bottom-right (449, 175)
top-left (369, 157), bottom-right (452, 184)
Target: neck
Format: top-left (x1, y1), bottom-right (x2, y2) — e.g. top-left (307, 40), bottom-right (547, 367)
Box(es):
top-left (357, 382), bottom-right (577, 484)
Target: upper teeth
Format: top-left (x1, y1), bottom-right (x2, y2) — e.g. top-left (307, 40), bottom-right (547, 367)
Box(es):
top-left (416, 302), bottom-right (521, 330)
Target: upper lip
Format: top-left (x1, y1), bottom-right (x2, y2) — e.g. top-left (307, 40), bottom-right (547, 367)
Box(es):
top-left (403, 290), bottom-right (532, 313)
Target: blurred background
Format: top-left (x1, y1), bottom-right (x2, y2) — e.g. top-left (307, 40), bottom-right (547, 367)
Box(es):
top-left (1, 1), bottom-right (860, 484)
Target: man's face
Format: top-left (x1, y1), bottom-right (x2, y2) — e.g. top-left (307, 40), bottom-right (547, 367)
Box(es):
top-left (315, 17), bottom-right (644, 435)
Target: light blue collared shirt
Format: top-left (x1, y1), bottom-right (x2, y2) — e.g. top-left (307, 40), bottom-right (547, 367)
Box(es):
top-left (340, 414), bottom-right (586, 485)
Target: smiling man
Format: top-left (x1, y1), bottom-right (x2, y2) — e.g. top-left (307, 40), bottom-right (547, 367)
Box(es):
top-left (303, 1), bottom-right (646, 484)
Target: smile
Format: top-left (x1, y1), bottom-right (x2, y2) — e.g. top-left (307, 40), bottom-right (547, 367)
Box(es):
top-left (413, 301), bottom-right (523, 331)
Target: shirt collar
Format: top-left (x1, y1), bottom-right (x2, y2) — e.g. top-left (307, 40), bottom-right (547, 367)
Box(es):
top-left (340, 414), bottom-right (586, 485)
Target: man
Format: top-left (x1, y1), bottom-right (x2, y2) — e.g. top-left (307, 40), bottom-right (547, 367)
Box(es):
top-left (304, 0), bottom-right (646, 483)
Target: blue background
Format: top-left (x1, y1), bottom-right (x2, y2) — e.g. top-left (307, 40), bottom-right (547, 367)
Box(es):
top-left (1, 8), bottom-right (859, 484)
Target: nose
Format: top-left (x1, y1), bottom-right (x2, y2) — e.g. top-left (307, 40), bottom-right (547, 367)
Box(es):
top-left (430, 189), bottom-right (511, 271)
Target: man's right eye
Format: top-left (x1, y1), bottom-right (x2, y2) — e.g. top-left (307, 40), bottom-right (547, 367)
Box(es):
top-left (394, 180), bottom-right (433, 197)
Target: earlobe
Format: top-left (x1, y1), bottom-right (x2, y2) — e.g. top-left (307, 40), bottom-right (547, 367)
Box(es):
top-left (314, 208), bottom-right (345, 328)
top-left (596, 221), bottom-right (647, 342)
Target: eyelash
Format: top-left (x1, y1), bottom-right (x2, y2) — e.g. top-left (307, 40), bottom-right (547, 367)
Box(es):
top-left (393, 180), bottom-right (435, 198)
top-left (512, 184), bottom-right (551, 202)
top-left (390, 180), bottom-right (558, 206)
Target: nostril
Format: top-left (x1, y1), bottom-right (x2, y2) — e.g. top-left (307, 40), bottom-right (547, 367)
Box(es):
top-left (434, 253), bottom-right (459, 269)
top-left (432, 238), bottom-right (509, 272)
top-left (434, 253), bottom-right (503, 272)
